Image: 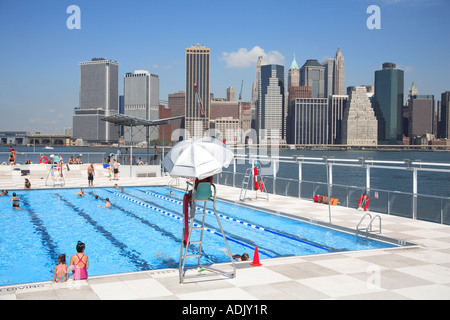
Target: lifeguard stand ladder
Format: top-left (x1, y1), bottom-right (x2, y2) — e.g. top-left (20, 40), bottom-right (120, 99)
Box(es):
top-left (179, 181), bottom-right (236, 284)
top-left (239, 167), bottom-right (269, 202)
top-left (45, 161), bottom-right (65, 187)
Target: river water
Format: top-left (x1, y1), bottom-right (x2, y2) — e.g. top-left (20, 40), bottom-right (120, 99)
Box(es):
top-left (2, 146), bottom-right (450, 198)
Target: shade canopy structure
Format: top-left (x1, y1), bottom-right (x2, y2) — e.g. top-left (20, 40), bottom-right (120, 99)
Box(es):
top-left (102, 113), bottom-right (184, 175)
top-left (102, 113), bottom-right (184, 128)
top-left (162, 137), bottom-right (234, 180)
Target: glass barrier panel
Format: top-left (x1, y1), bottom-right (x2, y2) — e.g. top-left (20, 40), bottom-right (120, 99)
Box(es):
top-left (348, 188), bottom-right (366, 209)
top-left (367, 190), bottom-right (389, 214)
top-left (417, 195), bottom-right (443, 224)
top-left (389, 193), bottom-right (413, 219)
top-left (312, 182), bottom-right (329, 201)
top-left (262, 176), bottom-right (273, 194)
top-left (443, 199), bottom-right (450, 226)
top-left (285, 179), bottom-right (299, 198)
top-left (329, 185), bottom-right (349, 207)
top-left (299, 181), bottom-right (314, 200)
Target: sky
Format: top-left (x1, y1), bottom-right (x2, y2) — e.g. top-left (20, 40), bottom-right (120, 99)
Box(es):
top-left (0, 0), bottom-right (449, 134)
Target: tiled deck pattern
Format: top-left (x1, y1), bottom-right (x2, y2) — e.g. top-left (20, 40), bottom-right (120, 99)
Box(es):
top-left (1, 173), bottom-right (450, 300)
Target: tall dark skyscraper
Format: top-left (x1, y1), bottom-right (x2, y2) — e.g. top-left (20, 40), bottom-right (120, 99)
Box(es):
top-left (407, 94), bottom-right (435, 141)
top-left (300, 59), bottom-right (325, 98)
top-left (185, 44), bottom-right (210, 138)
top-left (438, 91), bottom-right (450, 139)
top-left (374, 62), bottom-right (404, 144)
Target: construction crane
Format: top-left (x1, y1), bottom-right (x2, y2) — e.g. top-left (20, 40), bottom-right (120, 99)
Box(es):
top-left (238, 80), bottom-right (243, 125)
top-left (239, 80), bottom-right (243, 102)
top-left (193, 83), bottom-right (205, 117)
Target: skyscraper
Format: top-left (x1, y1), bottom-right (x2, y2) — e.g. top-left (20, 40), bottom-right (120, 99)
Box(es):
top-left (226, 87), bottom-right (235, 102)
top-left (328, 94), bottom-right (348, 144)
top-left (73, 58), bottom-right (119, 143)
top-left (258, 64), bottom-right (285, 143)
top-left (252, 56), bottom-right (267, 130)
top-left (185, 44), bottom-right (210, 138)
top-left (373, 62), bottom-right (404, 144)
top-left (287, 98), bottom-right (329, 145)
top-left (322, 59), bottom-right (335, 98)
top-left (123, 70), bottom-right (159, 143)
top-left (341, 87), bottom-right (377, 146)
top-left (288, 54), bottom-right (300, 87)
top-left (168, 91), bottom-right (186, 141)
top-left (407, 94), bottom-right (435, 141)
top-left (300, 59), bottom-right (325, 98)
top-left (438, 92), bottom-right (450, 139)
top-left (333, 46), bottom-right (345, 95)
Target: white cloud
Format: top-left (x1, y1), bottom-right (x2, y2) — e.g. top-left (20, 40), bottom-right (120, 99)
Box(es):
top-left (404, 66), bottom-right (413, 73)
top-left (221, 46), bottom-right (285, 68)
top-left (396, 64), bottom-right (413, 73)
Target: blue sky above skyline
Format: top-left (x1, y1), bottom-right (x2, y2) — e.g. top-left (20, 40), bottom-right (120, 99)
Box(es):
top-left (0, 0), bottom-right (449, 133)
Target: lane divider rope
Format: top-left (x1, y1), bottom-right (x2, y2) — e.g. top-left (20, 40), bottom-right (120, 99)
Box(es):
top-left (137, 188), bottom-right (332, 253)
top-left (105, 189), bottom-right (273, 257)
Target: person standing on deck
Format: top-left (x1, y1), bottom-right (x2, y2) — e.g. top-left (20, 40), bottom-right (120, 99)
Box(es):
top-left (87, 164), bottom-right (95, 187)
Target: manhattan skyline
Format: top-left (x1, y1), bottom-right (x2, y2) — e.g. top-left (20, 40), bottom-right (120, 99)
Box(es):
top-left (0, 0), bottom-right (449, 134)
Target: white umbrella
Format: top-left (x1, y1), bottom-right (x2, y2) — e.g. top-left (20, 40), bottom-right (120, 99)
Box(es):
top-left (162, 137), bottom-right (234, 180)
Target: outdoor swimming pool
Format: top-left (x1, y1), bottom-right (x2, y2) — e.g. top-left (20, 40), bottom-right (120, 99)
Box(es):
top-left (0, 186), bottom-right (396, 286)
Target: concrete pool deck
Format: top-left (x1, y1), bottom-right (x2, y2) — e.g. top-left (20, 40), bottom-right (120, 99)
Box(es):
top-left (1, 172), bottom-right (450, 300)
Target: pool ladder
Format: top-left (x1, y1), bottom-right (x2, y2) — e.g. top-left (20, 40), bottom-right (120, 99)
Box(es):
top-left (356, 212), bottom-right (382, 240)
top-left (179, 183), bottom-right (236, 284)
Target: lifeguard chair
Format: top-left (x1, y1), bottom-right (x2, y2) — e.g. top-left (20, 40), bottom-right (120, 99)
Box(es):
top-left (179, 177), bottom-right (236, 284)
top-left (45, 155), bottom-right (65, 187)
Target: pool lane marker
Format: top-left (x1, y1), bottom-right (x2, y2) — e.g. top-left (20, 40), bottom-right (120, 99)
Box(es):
top-left (106, 190), bottom-right (273, 258)
top-left (137, 188), bottom-right (333, 253)
top-left (56, 194), bottom-right (154, 271)
top-left (90, 192), bottom-right (218, 267)
top-left (21, 196), bottom-right (60, 264)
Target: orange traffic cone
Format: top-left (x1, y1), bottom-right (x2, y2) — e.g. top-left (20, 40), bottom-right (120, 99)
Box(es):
top-left (250, 246), bottom-right (262, 266)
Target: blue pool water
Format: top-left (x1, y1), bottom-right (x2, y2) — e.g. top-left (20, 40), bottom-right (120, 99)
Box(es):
top-left (0, 186), bottom-right (396, 286)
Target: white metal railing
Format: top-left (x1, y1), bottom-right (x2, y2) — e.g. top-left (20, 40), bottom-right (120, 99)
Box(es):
top-left (0, 151), bottom-right (162, 166)
top-left (215, 154), bottom-right (450, 225)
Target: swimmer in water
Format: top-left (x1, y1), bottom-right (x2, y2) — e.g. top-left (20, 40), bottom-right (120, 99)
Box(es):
top-left (98, 198), bottom-right (111, 208)
top-left (75, 188), bottom-right (84, 197)
top-left (10, 192), bottom-right (20, 209)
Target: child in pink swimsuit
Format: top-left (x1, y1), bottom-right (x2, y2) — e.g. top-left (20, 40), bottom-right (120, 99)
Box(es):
top-left (70, 241), bottom-right (89, 280)
top-left (53, 254), bottom-right (68, 282)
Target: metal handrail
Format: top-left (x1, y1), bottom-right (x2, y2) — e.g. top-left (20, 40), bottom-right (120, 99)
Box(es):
top-left (356, 213), bottom-right (382, 239)
top-left (233, 154), bottom-right (450, 170)
top-left (215, 156), bottom-right (450, 225)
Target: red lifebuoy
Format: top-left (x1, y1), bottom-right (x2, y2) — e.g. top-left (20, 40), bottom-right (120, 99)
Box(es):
top-left (183, 192), bottom-right (190, 247)
top-left (358, 195), bottom-right (369, 211)
top-left (39, 156), bottom-right (48, 164)
top-left (258, 181), bottom-right (264, 192)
